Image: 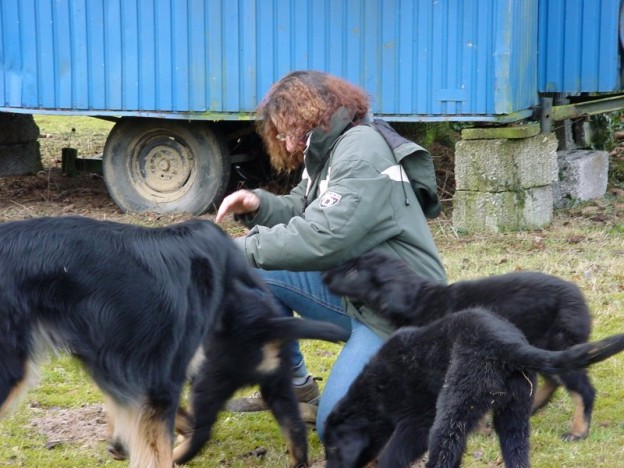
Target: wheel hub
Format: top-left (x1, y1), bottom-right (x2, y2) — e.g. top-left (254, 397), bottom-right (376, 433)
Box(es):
top-left (136, 138), bottom-right (195, 196)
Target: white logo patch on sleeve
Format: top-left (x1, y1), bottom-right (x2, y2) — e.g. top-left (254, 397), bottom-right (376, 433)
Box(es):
top-left (319, 191), bottom-right (342, 208)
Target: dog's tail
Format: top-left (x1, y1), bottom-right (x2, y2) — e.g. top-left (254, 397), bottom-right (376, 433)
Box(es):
top-left (258, 317), bottom-right (349, 343)
top-left (516, 334), bottom-right (624, 374)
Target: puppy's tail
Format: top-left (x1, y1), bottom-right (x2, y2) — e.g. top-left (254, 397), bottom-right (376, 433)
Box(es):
top-left (519, 334), bottom-right (624, 374)
top-left (260, 317), bottom-right (349, 343)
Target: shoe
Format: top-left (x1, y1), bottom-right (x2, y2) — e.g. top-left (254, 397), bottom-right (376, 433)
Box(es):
top-left (298, 402), bottom-right (318, 426)
top-left (226, 375), bottom-right (321, 412)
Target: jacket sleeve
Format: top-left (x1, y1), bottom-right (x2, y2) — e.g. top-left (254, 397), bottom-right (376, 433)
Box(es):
top-left (238, 130), bottom-right (402, 270)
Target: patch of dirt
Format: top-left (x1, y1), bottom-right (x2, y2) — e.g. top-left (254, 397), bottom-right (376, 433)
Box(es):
top-left (0, 169), bottom-right (115, 219)
top-left (0, 167), bottom-right (199, 226)
top-left (28, 404), bottom-right (108, 450)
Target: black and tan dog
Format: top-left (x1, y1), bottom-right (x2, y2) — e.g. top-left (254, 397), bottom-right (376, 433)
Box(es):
top-left (323, 307), bottom-right (624, 468)
top-left (323, 251), bottom-right (596, 440)
top-left (0, 216), bottom-right (347, 468)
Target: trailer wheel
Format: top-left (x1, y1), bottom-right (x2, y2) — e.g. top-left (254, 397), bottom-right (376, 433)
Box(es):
top-left (103, 118), bottom-right (230, 214)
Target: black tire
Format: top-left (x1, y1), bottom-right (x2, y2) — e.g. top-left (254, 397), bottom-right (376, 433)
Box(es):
top-left (103, 118), bottom-right (230, 214)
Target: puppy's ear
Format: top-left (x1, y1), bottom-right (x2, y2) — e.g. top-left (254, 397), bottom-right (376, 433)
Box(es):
top-left (323, 261), bottom-right (380, 298)
top-left (374, 271), bottom-right (425, 326)
top-left (321, 258), bottom-right (359, 288)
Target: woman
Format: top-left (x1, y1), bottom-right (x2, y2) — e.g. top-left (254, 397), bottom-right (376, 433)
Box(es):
top-left (215, 70), bottom-right (446, 440)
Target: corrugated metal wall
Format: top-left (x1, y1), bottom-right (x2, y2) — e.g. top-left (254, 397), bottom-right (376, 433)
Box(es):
top-left (3, 0), bottom-right (615, 122)
top-left (538, 0), bottom-right (622, 93)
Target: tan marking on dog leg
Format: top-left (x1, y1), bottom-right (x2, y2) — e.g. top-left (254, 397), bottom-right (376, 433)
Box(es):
top-left (286, 436), bottom-right (307, 468)
top-left (275, 423), bottom-right (304, 468)
top-left (271, 404), bottom-right (308, 468)
top-left (106, 400), bottom-right (173, 468)
top-left (103, 396), bottom-right (116, 440)
top-left (566, 392), bottom-right (589, 440)
top-left (255, 342), bottom-right (307, 467)
top-left (172, 436), bottom-right (192, 462)
top-left (257, 341), bottom-right (282, 374)
top-left (276, 423), bottom-right (298, 468)
top-left (127, 405), bottom-right (173, 468)
top-left (0, 360), bottom-right (37, 418)
top-left (173, 432), bottom-right (204, 464)
top-left (0, 379), bottom-right (28, 417)
top-left (175, 406), bottom-right (193, 437)
top-left (531, 378), bottom-right (558, 412)
top-left (103, 396), bottom-right (130, 460)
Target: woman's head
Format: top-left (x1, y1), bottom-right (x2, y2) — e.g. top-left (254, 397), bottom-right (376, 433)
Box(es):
top-left (256, 71), bottom-right (370, 172)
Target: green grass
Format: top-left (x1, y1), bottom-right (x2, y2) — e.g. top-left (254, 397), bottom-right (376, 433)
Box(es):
top-left (0, 115), bottom-right (623, 466)
top-left (1, 205), bottom-right (622, 467)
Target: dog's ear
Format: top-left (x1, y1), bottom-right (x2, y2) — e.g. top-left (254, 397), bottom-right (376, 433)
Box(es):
top-left (371, 269), bottom-right (426, 327)
top-left (322, 259), bottom-right (380, 297)
top-left (376, 265), bottom-right (424, 312)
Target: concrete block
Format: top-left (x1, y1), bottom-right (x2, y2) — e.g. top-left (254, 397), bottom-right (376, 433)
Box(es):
top-left (452, 186), bottom-right (553, 233)
top-left (455, 133), bottom-right (558, 192)
top-left (0, 141), bottom-right (43, 175)
top-left (553, 149), bottom-right (608, 208)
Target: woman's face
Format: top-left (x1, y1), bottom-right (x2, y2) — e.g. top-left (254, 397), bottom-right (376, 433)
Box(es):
top-left (276, 132), bottom-right (302, 153)
top-left (273, 118), bottom-right (309, 154)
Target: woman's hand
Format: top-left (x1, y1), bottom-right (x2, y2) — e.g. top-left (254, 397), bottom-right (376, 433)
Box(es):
top-left (215, 190), bottom-right (261, 223)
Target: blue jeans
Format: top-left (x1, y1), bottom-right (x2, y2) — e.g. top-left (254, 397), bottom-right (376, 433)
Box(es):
top-left (259, 269), bottom-right (385, 441)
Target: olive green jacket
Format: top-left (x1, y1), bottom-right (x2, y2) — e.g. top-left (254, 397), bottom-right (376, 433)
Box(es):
top-left (235, 108), bottom-right (447, 337)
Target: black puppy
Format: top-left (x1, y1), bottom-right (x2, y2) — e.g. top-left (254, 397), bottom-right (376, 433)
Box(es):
top-left (323, 251), bottom-right (595, 440)
top-left (172, 278), bottom-right (346, 465)
top-left (323, 307), bottom-right (624, 468)
top-left (0, 216), bottom-right (347, 468)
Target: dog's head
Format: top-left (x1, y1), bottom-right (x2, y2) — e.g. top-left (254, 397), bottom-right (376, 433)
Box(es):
top-left (324, 411), bottom-right (377, 468)
top-left (323, 253), bottom-right (384, 295)
top-left (323, 251), bottom-right (425, 317)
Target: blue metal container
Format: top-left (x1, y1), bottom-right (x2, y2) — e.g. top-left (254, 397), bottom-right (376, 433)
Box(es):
top-left (0, 0), bottom-right (622, 215)
top-left (1, 0), bottom-right (545, 122)
top-left (538, 0), bottom-right (622, 93)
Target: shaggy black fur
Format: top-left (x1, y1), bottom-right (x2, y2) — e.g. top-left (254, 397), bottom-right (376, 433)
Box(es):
top-left (323, 307), bottom-right (624, 468)
top-left (323, 251), bottom-right (595, 440)
top-left (0, 216), bottom-right (347, 468)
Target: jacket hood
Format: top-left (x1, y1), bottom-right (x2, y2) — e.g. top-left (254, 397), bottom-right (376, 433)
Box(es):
top-left (304, 107), bottom-right (360, 176)
top-left (302, 108), bottom-right (441, 219)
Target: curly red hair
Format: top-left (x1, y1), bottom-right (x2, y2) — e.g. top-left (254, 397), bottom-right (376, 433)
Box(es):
top-left (256, 70), bottom-right (370, 172)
